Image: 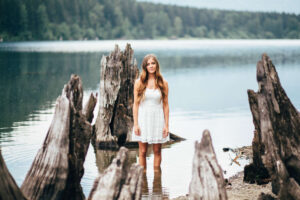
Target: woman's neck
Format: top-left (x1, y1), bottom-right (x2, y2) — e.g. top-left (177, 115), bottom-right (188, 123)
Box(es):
top-left (148, 73), bottom-right (156, 80)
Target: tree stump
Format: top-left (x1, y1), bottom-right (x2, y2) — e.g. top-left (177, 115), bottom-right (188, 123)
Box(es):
top-left (94, 44), bottom-right (186, 150)
top-left (21, 74), bottom-right (96, 200)
top-left (246, 53), bottom-right (300, 199)
top-left (94, 44), bottom-right (139, 149)
top-left (0, 150), bottom-right (26, 200)
top-left (83, 93), bottom-right (98, 123)
top-left (88, 147), bottom-right (143, 200)
top-left (95, 149), bottom-right (137, 173)
top-left (189, 130), bottom-right (228, 200)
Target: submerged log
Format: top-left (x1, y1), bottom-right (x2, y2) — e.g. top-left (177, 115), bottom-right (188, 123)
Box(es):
top-left (21, 74), bottom-right (95, 200)
top-left (94, 44), bottom-right (139, 149)
top-left (189, 130), bottom-right (227, 200)
top-left (0, 150), bottom-right (26, 200)
top-left (245, 54), bottom-right (300, 199)
top-left (88, 147), bottom-right (143, 200)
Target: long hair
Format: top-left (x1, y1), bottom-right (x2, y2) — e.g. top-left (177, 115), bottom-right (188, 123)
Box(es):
top-left (137, 54), bottom-right (167, 105)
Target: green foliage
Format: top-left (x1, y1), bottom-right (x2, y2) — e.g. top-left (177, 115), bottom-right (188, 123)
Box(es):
top-left (0, 0), bottom-right (299, 41)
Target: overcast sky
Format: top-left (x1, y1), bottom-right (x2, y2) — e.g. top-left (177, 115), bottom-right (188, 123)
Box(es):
top-left (137, 0), bottom-right (300, 14)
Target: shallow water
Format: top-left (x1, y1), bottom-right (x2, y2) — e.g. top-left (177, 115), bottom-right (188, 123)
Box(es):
top-left (0, 40), bottom-right (300, 198)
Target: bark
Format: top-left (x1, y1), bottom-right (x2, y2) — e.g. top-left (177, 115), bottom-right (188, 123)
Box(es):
top-left (83, 93), bottom-right (98, 123)
top-left (246, 53), bottom-right (300, 199)
top-left (94, 44), bottom-right (139, 149)
top-left (0, 150), bottom-right (26, 200)
top-left (189, 130), bottom-right (228, 200)
top-left (21, 74), bottom-right (94, 200)
top-left (95, 149), bottom-right (137, 173)
top-left (88, 147), bottom-right (143, 200)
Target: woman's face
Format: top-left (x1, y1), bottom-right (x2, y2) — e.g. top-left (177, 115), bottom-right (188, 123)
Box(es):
top-left (146, 57), bottom-right (157, 74)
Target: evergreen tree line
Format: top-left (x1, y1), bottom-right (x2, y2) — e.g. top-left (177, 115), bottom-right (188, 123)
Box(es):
top-left (0, 0), bottom-right (300, 41)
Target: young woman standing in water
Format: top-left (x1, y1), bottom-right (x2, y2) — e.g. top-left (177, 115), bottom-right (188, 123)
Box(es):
top-left (132, 54), bottom-right (170, 172)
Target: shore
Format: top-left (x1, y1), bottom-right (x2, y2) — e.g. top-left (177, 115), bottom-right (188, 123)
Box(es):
top-left (171, 146), bottom-right (277, 200)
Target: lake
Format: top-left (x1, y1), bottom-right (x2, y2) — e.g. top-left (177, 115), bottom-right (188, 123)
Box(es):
top-left (0, 40), bottom-right (300, 199)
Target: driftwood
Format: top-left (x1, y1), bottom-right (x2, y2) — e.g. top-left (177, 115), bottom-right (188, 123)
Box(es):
top-left (189, 130), bottom-right (227, 200)
top-left (94, 44), bottom-right (139, 149)
top-left (88, 147), bottom-right (143, 200)
top-left (0, 150), bottom-right (26, 200)
top-left (245, 54), bottom-right (300, 199)
top-left (21, 74), bottom-right (96, 200)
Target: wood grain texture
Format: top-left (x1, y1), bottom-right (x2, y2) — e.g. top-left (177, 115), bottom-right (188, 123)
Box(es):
top-left (21, 74), bottom-right (93, 200)
top-left (189, 130), bottom-right (227, 200)
top-left (246, 54), bottom-right (300, 199)
top-left (94, 44), bottom-right (139, 149)
top-left (88, 147), bottom-right (143, 200)
top-left (0, 150), bottom-right (26, 200)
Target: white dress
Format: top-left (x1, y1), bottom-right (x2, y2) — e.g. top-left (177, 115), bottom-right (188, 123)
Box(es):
top-left (132, 88), bottom-right (170, 144)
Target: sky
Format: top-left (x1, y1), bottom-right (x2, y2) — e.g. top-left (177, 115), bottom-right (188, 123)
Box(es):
top-left (137, 0), bottom-right (300, 14)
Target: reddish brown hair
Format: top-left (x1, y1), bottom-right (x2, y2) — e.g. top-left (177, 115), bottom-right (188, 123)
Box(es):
top-left (137, 54), bottom-right (167, 105)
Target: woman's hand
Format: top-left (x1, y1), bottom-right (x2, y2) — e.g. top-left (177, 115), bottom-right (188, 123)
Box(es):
top-left (134, 125), bottom-right (141, 136)
top-left (163, 126), bottom-right (169, 138)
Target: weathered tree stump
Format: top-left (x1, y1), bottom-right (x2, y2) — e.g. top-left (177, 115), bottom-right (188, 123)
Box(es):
top-left (94, 44), bottom-right (186, 150)
top-left (245, 53), bottom-right (300, 199)
top-left (88, 147), bottom-right (143, 200)
top-left (189, 130), bottom-right (228, 200)
top-left (0, 150), bottom-right (26, 200)
top-left (95, 149), bottom-right (137, 173)
top-left (94, 44), bottom-right (139, 149)
top-left (21, 74), bottom-right (96, 200)
top-left (83, 93), bottom-right (98, 123)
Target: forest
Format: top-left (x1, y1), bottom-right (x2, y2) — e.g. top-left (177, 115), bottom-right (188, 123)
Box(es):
top-left (0, 0), bottom-right (300, 41)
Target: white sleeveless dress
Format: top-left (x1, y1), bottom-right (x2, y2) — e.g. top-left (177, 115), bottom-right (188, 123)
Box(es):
top-left (132, 88), bottom-right (170, 144)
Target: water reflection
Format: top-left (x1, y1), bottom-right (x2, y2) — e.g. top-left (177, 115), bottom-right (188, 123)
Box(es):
top-left (94, 148), bottom-right (137, 173)
top-left (1, 41), bottom-right (300, 198)
top-left (142, 169), bottom-right (169, 200)
top-left (0, 52), bottom-right (101, 132)
top-left (93, 145), bottom-right (170, 199)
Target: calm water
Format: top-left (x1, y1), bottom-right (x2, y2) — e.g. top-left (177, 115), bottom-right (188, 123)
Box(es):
top-left (0, 40), bottom-right (300, 199)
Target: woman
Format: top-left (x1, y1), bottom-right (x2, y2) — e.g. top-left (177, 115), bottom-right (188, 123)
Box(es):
top-left (132, 54), bottom-right (170, 172)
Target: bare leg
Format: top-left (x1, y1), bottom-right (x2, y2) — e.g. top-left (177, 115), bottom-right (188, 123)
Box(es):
top-left (138, 142), bottom-right (148, 172)
top-left (153, 143), bottom-right (162, 171)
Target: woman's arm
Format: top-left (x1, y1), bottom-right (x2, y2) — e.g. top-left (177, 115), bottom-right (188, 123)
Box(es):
top-left (133, 79), bottom-right (141, 136)
top-left (163, 80), bottom-right (169, 138)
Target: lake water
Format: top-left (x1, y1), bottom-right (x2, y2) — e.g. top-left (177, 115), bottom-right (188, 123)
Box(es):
top-left (0, 40), bottom-right (300, 199)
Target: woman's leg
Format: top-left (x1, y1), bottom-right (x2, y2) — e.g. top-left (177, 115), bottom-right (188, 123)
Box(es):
top-left (153, 143), bottom-right (162, 171)
top-left (138, 142), bottom-right (148, 172)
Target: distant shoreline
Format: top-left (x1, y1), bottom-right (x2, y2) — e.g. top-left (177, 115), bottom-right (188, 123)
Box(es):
top-left (1, 39), bottom-right (300, 53)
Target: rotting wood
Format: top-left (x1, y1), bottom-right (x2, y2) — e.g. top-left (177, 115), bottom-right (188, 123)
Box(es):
top-left (94, 44), bottom-right (139, 149)
top-left (189, 129), bottom-right (228, 200)
top-left (21, 74), bottom-right (95, 200)
top-left (245, 53), bottom-right (300, 199)
top-left (83, 93), bottom-right (98, 123)
top-left (0, 150), bottom-right (26, 200)
top-left (93, 44), bottom-right (186, 150)
top-left (88, 147), bottom-right (143, 200)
